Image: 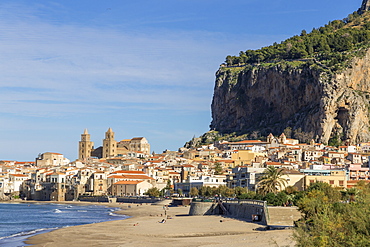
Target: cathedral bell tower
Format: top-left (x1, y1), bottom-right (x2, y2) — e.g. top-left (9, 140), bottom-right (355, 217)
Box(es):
top-left (79, 129), bottom-right (94, 160)
top-left (102, 127), bottom-right (117, 158)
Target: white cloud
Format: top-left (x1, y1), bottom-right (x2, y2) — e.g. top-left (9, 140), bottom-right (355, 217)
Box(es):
top-left (0, 1), bottom-right (285, 160)
top-left (0, 7), bottom-right (227, 117)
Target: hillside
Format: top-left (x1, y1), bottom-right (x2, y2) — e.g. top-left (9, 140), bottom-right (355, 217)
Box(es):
top-left (209, 6), bottom-right (370, 145)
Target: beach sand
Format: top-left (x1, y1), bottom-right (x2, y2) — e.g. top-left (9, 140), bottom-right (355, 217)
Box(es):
top-left (25, 201), bottom-right (296, 247)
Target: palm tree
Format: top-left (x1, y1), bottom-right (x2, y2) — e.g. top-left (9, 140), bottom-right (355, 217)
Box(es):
top-left (257, 166), bottom-right (287, 195)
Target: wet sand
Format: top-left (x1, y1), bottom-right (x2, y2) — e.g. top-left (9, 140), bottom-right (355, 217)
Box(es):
top-left (24, 201), bottom-right (295, 247)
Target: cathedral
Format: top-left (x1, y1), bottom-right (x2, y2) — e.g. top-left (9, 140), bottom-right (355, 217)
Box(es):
top-left (78, 128), bottom-right (150, 160)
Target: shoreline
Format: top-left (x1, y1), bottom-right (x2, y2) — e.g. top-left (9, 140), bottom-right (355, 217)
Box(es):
top-left (0, 200), bottom-right (129, 247)
top-left (18, 200), bottom-right (296, 247)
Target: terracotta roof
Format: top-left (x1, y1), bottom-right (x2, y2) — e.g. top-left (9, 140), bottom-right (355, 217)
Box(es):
top-left (121, 174), bottom-right (154, 180)
top-left (217, 160), bottom-right (234, 163)
top-left (182, 164), bottom-right (195, 167)
top-left (9, 174), bottom-right (28, 177)
top-left (231, 140), bottom-right (263, 144)
top-left (265, 162), bottom-right (283, 166)
top-left (108, 175), bottom-right (124, 179)
top-left (131, 137), bottom-right (144, 140)
top-left (113, 180), bottom-right (143, 185)
top-left (112, 170), bottom-right (146, 174)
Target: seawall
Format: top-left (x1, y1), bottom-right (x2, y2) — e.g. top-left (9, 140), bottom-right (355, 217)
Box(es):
top-left (189, 200), bottom-right (268, 225)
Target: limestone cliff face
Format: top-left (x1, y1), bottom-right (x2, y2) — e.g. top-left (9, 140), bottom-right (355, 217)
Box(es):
top-left (210, 50), bottom-right (370, 144)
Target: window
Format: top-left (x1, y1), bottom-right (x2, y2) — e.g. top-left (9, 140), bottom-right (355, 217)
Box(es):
top-left (339, 180), bottom-right (344, 186)
top-left (329, 180), bottom-right (334, 185)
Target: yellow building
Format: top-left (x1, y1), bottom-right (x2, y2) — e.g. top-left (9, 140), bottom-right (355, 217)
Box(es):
top-left (231, 150), bottom-right (264, 167)
top-left (79, 128), bottom-right (151, 159)
top-left (281, 169), bottom-right (305, 191)
top-left (103, 128), bottom-right (117, 158)
top-left (304, 170), bottom-right (347, 189)
top-left (79, 129), bottom-right (94, 160)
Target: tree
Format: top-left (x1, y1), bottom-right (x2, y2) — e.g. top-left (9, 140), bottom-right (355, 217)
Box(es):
top-left (216, 185), bottom-right (234, 198)
top-left (177, 188), bottom-right (183, 197)
top-left (284, 185), bottom-right (298, 195)
top-left (234, 186), bottom-right (248, 197)
top-left (164, 179), bottom-right (173, 196)
top-left (328, 134), bottom-right (342, 147)
top-left (283, 127), bottom-right (293, 138)
top-left (238, 191), bottom-right (257, 200)
top-left (165, 179), bottom-right (172, 189)
top-left (214, 163), bottom-right (223, 175)
top-left (199, 186), bottom-right (213, 197)
top-left (145, 187), bottom-right (161, 198)
top-left (294, 182), bottom-right (370, 246)
top-left (189, 187), bottom-right (199, 197)
top-left (257, 166), bottom-right (287, 195)
top-left (263, 192), bottom-right (288, 206)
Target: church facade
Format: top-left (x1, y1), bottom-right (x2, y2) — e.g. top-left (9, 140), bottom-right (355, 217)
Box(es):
top-left (78, 128), bottom-right (150, 160)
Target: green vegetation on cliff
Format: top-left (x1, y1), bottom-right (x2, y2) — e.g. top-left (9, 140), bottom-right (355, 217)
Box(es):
top-left (184, 131), bottom-right (252, 149)
top-left (224, 11), bottom-right (370, 72)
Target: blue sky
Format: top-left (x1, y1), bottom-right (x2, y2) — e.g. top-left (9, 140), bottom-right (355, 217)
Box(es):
top-left (0, 0), bottom-right (360, 161)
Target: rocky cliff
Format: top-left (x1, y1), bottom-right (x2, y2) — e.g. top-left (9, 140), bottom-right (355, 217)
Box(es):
top-left (210, 50), bottom-right (370, 144)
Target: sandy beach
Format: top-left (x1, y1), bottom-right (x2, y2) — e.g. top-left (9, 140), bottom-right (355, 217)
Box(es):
top-left (24, 201), bottom-right (295, 247)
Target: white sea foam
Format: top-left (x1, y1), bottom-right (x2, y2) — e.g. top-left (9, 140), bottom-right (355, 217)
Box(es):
top-left (0, 227), bottom-right (58, 240)
top-left (109, 212), bottom-right (128, 218)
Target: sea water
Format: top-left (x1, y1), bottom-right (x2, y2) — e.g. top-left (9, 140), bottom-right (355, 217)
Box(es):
top-left (0, 202), bottom-right (128, 247)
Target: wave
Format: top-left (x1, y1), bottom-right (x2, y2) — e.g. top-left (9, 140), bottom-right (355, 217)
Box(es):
top-left (109, 212), bottom-right (128, 218)
top-left (54, 209), bottom-right (62, 213)
top-left (0, 227), bottom-right (58, 240)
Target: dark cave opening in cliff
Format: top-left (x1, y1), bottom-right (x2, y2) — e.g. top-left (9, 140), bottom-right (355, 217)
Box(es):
top-left (335, 107), bottom-right (349, 129)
